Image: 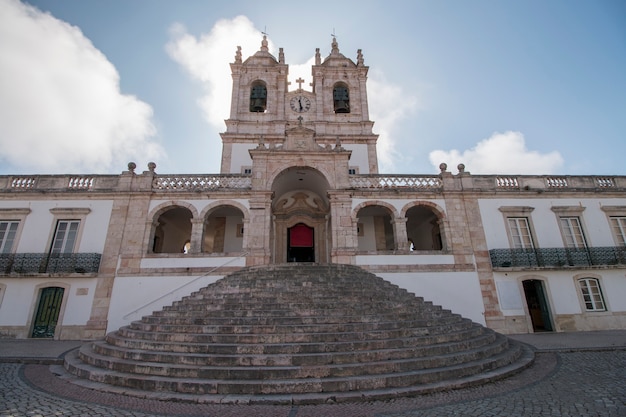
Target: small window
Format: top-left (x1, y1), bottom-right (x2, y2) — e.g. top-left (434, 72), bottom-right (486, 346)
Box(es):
top-left (243, 168), bottom-right (252, 175)
top-left (333, 83), bottom-right (350, 113)
top-left (51, 220), bottom-right (80, 254)
top-left (578, 278), bottom-right (606, 311)
top-left (348, 168), bottom-right (357, 175)
top-left (0, 221), bottom-right (19, 253)
top-left (250, 81), bottom-right (267, 112)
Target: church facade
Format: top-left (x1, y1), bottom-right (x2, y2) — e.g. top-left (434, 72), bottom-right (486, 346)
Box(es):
top-left (1, 37), bottom-right (625, 340)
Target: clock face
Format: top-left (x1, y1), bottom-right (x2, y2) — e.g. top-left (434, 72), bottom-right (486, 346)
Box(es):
top-left (290, 95), bottom-right (311, 113)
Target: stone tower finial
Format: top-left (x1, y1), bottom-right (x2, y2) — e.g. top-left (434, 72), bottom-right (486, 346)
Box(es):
top-left (357, 49), bottom-right (364, 66)
top-left (279, 47), bottom-right (284, 64)
top-left (260, 34), bottom-right (269, 52)
top-left (331, 36), bottom-right (339, 54)
top-left (315, 48), bottom-right (321, 65)
top-left (235, 46), bottom-right (242, 64)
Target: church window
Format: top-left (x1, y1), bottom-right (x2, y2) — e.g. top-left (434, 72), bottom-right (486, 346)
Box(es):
top-left (333, 83), bottom-right (350, 113)
top-left (578, 278), bottom-right (606, 311)
top-left (250, 81), bottom-right (267, 112)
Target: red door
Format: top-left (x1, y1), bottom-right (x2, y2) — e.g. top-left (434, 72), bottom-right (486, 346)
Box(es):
top-left (288, 223), bottom-right (314, 262)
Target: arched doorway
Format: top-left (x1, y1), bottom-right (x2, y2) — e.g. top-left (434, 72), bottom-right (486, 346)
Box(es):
top-left (271, 167), bottom-right (330, 264)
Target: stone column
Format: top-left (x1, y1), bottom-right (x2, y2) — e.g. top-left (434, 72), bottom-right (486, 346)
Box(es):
top-left (393, 217), bottom-right (409, 251)
top-left (189, 218), bottom-right (204, 254)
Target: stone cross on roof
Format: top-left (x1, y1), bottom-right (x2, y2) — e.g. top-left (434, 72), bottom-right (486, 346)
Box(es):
top-left (295, 77), bottom-right (305, 90)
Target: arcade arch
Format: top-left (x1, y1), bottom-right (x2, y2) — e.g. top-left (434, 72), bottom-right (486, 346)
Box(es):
top-left (355, 204), bottom-right (397, 251)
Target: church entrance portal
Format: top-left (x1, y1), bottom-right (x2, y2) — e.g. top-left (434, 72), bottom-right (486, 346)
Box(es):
top-left (288, 223), bottom-right (314, 262)
top-left (271, 168), bottom-right (330, 264)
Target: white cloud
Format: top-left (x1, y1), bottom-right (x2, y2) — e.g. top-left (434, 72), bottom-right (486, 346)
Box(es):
top-left (429, 131), bottom-right (564, 174)
top-left (0, 0), bottom-right (163, 174)
top-left (166, 16), bottom-right (270, 129)
top-left (368, 69), bottom-right (419, 172)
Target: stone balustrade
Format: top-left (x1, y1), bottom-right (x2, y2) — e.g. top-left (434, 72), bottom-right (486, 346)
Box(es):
top-left (349, 174), bottom-right (442, 189)
top-left (153, 175), bottom-right (252, 190)
top-left (1, 172), bottom-right (624, 193)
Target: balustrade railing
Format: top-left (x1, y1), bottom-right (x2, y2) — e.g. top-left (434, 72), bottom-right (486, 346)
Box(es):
top-left (0, 253), bottom-right (101, 274)
top-left (153, 175), bottom-right (252, 191)
top-left (68, 176), bottom-right (94, 189)
top-left (490, 247), bottom-right (626, 268)
top-left (350, 175), bottom-right (442, 189)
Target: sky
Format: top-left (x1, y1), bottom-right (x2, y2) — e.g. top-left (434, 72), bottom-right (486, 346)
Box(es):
top-left (1, 0), bottom-right (625, 176)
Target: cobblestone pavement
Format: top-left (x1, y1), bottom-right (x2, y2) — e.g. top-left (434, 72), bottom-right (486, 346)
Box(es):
top-left (1, 351), bottom-right (624, 416)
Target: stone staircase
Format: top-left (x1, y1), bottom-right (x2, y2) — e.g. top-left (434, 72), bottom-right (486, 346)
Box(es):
top-left (64, 264), bottom-right (534, 404)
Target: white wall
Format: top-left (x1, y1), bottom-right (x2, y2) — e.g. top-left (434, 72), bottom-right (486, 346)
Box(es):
top-left (230, 143), bottom-right (255, 173)
top-left (0, 199), bottom-right (113, 253)
top-left (380, 272), bottom-right (486, 325)
top-left (342, 144), bottom-right (370, 174)
top-left (479, 197), bottom-right (626, 249)
top-left (107, 274), bottom-right (226, 332)
top-left (0, 277), bottom-right (97, 326)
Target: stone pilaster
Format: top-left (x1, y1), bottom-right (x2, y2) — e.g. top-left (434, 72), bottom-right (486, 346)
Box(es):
top-left (328, 191), bottom-right (356, 264)
top-left (84, 171), bottom-right (154, 338)
top-left (245, 192), bottom-right (273, 266)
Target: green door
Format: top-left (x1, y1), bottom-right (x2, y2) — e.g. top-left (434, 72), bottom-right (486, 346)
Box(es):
top-left (32, 287), bottom-right (64, 338)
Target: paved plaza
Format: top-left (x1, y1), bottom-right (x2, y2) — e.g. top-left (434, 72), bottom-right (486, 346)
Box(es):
top-left (0, 332), bottom-right (625, 416)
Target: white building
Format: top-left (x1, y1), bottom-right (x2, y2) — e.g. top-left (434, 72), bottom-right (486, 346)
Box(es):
top-left (1, 37), bottom-right (625, 340)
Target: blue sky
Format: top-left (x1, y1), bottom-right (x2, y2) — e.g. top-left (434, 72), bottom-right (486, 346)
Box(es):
top-left (1, 0), bottom-right (625, 176)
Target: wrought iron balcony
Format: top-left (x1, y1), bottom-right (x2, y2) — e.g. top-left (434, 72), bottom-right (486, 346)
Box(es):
top-left (489, 247), bottom-right (626, 269)
top-left (0, 253), bottom-right (101, 274)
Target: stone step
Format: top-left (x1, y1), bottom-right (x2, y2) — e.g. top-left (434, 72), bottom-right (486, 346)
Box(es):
top-left (115, 318), bottom-right (473, 345)
top-left (78, 336), bottom-right (509, 380)
top-left (140, 311), bottom-right (432, 325)
top-left (64, 341), bottom-right (527, 398)
top-left (126, 315), bottom-right (462, 335)
top-left (104, 324), bottom-right (486, 355)
top-left (91, 331), bottom-right (497, 367)
top-left (64, 263), bottom-right (534, 403)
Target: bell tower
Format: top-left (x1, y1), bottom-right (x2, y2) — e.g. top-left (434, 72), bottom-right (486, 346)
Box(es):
top-left (220, 36), bottom-right (379, 176)
top-left (309, 37), bottom-right (378, 174)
